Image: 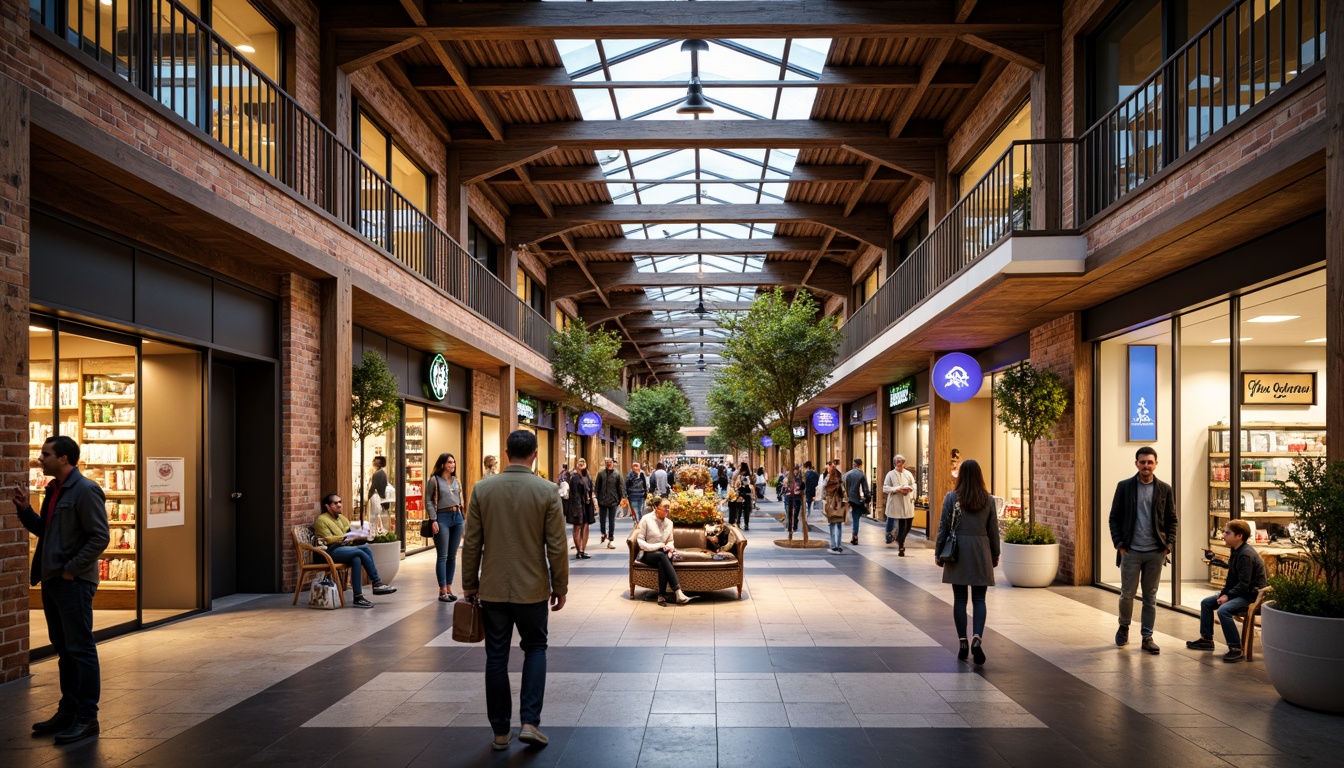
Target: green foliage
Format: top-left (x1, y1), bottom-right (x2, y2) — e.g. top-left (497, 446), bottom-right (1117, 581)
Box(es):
top-left (371, 530), bottom-right (399, 544)
top-left (626, 381), bottom-right (692, 458)
top-left (547, 321), bottom-right (624, 415)
top-left (1268, 568), bottom-right (1344, 619)
top-left (1274, 458), bottom-right (1344, 599)
top-left (719, 287), bottom-right (842, 464)
top-left (1001, 519), bottom-right (1056, 545)
top-left (993, 362), bottom-right (1069, 536)
top-left (705, 431), bottom-right (733, 458)
top-left (707, 375), bottom-right (768, 458)
top-left (352, 350), bottom-right (403, 444)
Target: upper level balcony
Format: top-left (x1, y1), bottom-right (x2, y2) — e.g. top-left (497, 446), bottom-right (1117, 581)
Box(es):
top-left (29, 0), bottom-right (556, 358)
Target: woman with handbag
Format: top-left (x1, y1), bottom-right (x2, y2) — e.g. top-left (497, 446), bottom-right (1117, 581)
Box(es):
top-left (564, 458), bottom-right (596, 559)
top-left (823, 464), bottom-right (847, 552)
top-left (732, 461), bottom-right (754, 531)
top-left (428, 453), bottom-right (465, 603)
top-left (934, 459), bottom-right (1000, 665)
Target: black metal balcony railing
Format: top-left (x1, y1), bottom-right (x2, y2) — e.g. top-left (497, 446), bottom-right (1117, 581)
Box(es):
top-left (839, 140), bottom-right (1069, 361)
top-left (31, 0), bottom-right (555, 359)
top-left (1079, 0), bottom-right (1327, 221)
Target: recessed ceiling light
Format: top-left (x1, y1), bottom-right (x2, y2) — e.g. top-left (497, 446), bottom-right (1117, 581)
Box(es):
top-left (1305, 338), bottom-right (1327, 343)
top-left (1211, 338), bottom-right (1252, 344)
top-left (1247, 315), bottom-right (1299, 323)
top-left (237, 44), bottom-right (256, 54)
top-left (28, 325), bottom-right (49, 333)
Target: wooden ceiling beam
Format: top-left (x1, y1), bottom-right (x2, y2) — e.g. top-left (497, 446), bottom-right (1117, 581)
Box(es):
top-left (959, 32), bottom-right (1048, 70)
top-left (618, 317), bottom-right (723, 330)
top-left (842, 142), bottom-right (938, 183)
top-left (397, 0), bottom-right (505, 141)
top-left (497, 164), bottom-right (907, 185)
top-left (408, 65), bottom-right (981, 91)
top-left (335, 37), bottom-right (423, 73)
top-left (376, 58), bottom-right (454, 144)
top-left (537, 236), bottom-right (841, 255)
top-left (459, 144), bottom-right (559, 184)
top-left (325, 1), bottom-right (1060, 41)
top-left (843, 161), bottom-right (880, 217)
top-left (450, 121), bottom-right (936, 150)
top-left (515, 164), bottom-right (554, 218)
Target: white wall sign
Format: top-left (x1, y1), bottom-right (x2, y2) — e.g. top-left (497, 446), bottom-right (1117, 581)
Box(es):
top-left (146, 458), bottom-right (185, 528)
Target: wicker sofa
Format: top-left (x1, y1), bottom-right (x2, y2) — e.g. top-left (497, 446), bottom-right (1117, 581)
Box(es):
top-left (626, 525), bottom-right (748, 599)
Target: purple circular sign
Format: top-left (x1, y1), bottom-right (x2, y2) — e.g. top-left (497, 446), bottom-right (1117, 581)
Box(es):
top-left (811, 408), bottom-right (840, 435)
top-left (761, 435), bottom-right (773, 448)
top-left (577, 411), bottom-right (603, 436)
top-left (932, 353), bottom-right (983, 403)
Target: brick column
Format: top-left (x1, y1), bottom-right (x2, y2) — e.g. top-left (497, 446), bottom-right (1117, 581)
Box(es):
top-left (0, 73), bottom-right (31, 683)
top-left (1030, 314), bottom-right (1086, 584)
top-left (1328, 0), bottom-right (1344, 461)
top-left (279, 274), bottom-right (323, 591)
top-left (498, 364), bottom-right (516, 457)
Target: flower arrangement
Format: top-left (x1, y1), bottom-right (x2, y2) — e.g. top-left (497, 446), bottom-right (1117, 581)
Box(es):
top-left (667, 487), bottom-right (724, 527)
top-left (675, 464), bottom-right (712, 491)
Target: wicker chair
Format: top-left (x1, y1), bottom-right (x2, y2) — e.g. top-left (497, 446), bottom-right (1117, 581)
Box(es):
top-left (627, 525), bottom-right (748, 599)
top-left (292, 525), bottom-right (351, 606)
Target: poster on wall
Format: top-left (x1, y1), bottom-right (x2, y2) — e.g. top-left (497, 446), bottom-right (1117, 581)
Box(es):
top-left (1127, 345), bottom-right (1158, 442)
top-left (1241, 371), bottom-right (1317, 405)
top-left (146, 457), bottom-right (185, 528)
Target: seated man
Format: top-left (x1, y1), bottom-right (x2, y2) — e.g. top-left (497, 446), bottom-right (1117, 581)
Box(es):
top-left (1186, 519), bottom-right (1267, 663)
top-left (314, 494), bottom-right (397, 608)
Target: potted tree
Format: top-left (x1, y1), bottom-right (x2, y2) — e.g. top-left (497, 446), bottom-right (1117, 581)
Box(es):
top-left (352, 350), bottom-right (402, 583)
top-left (992, 362), bottom-right (1068, 587)
top-left (1261, 457), bottom-right (1344, 713)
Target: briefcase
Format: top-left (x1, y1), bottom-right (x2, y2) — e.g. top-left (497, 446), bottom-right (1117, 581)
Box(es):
top-left (452, 597), bottom-right (484, 643)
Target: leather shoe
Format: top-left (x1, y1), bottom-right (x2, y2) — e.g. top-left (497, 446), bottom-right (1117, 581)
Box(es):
top-left (1115, 625), bottom-right (1129, 646)
top-left (518, 724), bottom-right (549, 747)
top-left (53, 718), bottom-right (99, 745)
top-left (850, 535), bottom-right (858, 545)
top-left (1142, 637), bottom-right (1161, 655)
top-left (32, 710), bottom-right (74, 734)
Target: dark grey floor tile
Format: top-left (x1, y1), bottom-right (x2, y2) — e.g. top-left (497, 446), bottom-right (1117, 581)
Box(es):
top-left (864, 728), bottom-right (1011, 767)
top-left (554, 726), bottom-right (644, 768)
top-left (323, 726), bottom-right (439, 768)
top-left (408, 726), bottom-right (570, 768)
top-left (636, 726), bottom-right (717, 767)
top-left (976, 728), bottom-right (1105, 768)
top-left (717, 726), bottom-right (801, 767)
top-left (791, 727), bottom-right (884, 768)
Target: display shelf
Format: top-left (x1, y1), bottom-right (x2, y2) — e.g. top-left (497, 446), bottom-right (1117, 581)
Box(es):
top-left (1209, 452), bottom-right (1325, 459)
top-left (109, 520), bottom-right (136, 526)
top-left (102, 549), bottom-right (138, 556)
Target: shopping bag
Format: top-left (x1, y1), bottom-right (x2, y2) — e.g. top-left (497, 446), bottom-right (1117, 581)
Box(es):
top-left (452, 597), bottom-right (484, 643)
top-left (308, 576), bottom-right (340, 609)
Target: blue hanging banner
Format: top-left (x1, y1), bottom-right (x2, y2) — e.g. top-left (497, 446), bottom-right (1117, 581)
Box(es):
top-left (761, 435), bottom-right (773, 448)
top-left (812, 408), bottom-right (840, 434)
top-left (577, 411), bottom-right (603, 436)
top-left (931, 353), bottom-right (983, 403)
top-left (1128, 345), bottom-right (1158, 442)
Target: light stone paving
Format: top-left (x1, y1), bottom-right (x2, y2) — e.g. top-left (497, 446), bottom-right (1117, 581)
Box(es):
top-left (302, 670), bottom-right (1043, 729)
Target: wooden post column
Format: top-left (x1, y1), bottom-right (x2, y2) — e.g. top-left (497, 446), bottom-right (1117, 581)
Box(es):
top-left (0, 73), bottom-right (32, 684)
top-left (1072, 315), bottom-right (1094, 585)
top-left (319, 272), bottom-right (352, 507)
top-left (1030, 30), bottom-right (1063, 229)
top-left (929, 355), bottom-right (952, 548)
top-left (464, 370), bottom-right (482, 492)
top-left (1328, 0), bottom-right (1344, 461)
top-left (445, 150), bottom-right (470, 244)
top-left (498, 364), bottom-right (516, 459)
top-left (874, 386), bottom-right (893, 521)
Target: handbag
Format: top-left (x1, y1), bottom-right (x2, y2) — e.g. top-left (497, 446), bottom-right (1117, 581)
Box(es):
top-left (558, 480), bottom-right (570, 499)
top-left (937, 501), bottom-right (962, 562)
top-left (308, 576), bottom-right (340, 609)
top-left (452, 596), bottom-right (484, 643)
top-left (419, 518), bottom-right (435, 538)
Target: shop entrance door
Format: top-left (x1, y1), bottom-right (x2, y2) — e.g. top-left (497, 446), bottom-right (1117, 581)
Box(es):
top-left (210, 359), bottom-right (278, 598)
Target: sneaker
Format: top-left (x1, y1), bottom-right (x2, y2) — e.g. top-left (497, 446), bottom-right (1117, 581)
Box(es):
top-left (353, 595), bottom-right (374, 608)
top-left (371, 583), bottom-right (397, 595)
top-left (886, 533), bottom-right (894, 544)
top-left (607, 541), bottom-right (615, 549)
top-left (1115, 625), bottom-right (1129, 646)
top-left (439, 593), bottom-right (457, 603)
top-left (1142, 637), bottom-right (1161, 655)
top-left (518, 724), bottom-right (549, 747)
top-left (1185, 637), bottom-right (1215, 650)
top-left (1223, 648), bottom-right (1244, 663)
top-left (491, 732), bottom-right (511, 751)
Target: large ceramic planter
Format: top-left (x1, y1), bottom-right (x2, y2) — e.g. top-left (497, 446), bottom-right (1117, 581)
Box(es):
top-left (999, 542), bottom-right (1059, 588)
top-left (1261, 602), bottom-right (1344, 714)
top-left (368, 541), bottom-right (402, 586)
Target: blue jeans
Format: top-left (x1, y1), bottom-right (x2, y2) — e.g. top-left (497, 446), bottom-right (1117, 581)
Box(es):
top-left (599, 505), bottom-right (619, 539)
top-left (952, 584), bottom-right (988, 638)
top-left (1200, 594), bottom-right (1251, 648)
top-left (328, 544), bottom-right (382, 595)
top-left (849, 502), bottom-right (868, 538)
top-left (784, 495), bottom-right (801, 531)
top-left (434, 510), bottom-right (464, 587)
top-left (482, 600), bottom-right (549, 735)
top-left (42, 578), bottom-right (100, 718)
top-left (829, 522), bottom-right (844, 549)
top-left (628, 498), bottom-right (645, 519)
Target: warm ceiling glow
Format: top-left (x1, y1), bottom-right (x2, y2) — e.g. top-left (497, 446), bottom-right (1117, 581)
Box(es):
top-left (29, 325), bottom-right (49, 333)
top-left (1306, 338), bottom-right (1327, 343)
top-left (1246, 315), bottom-right (1300, 323)
top-left (237, 44), bottom-right (256, 54)
top-left (1211, 338), bottom-right (1252, 344)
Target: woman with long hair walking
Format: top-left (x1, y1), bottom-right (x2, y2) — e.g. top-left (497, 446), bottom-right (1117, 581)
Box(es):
top-left (934, 458), bottom-right (1000, 665)
top-left (428, 453), bottom-right (465, 603)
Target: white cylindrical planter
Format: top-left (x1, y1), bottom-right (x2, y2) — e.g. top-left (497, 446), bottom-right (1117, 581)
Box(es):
top-left (1261, 602), bottom-right (1344, 714)
top-left (999, 542), bottom-right (1059, 588)
top-left (368, 541), bottom-right (402, 586)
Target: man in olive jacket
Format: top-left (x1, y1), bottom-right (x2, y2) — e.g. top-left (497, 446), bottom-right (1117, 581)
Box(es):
top-left (12, 435), bottom-right (109, 744)
top-left (1108, 446), bottom-right (1177, 655)
top-left (462, 430), bottom-right (569, 751)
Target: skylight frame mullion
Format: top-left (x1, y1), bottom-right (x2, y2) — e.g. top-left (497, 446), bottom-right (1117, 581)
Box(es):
top-left (623, 96), bottom-right (691, 121)
top-left (702, 96), bottom-right (770, 121)
top-left (713, 39), bottom-right (821, 80)
top-left (569, 38), bottom-right (675, 80)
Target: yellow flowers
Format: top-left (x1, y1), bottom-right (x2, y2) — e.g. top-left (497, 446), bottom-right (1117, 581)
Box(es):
top-left (668, 487), bottom-right (724, 527)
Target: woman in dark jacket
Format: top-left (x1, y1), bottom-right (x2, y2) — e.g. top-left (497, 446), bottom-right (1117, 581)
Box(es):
top-left (934, 459), bottom-right (1000, 666)
top-left (564, 458), bottom-right (596, 559)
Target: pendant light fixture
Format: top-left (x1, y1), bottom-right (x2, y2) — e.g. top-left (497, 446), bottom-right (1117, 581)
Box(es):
top-left (692, 286), bottom-right (710, 316)
top-left (676, 39), bottom-right (714, 116)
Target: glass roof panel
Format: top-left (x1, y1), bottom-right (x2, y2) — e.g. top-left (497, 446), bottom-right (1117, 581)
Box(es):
top-left (774, 87), bottom-right (817, 119)
top-left (573, 89), bottom-right (616, 120)
top-left (613, 88), bottom-right (685, 118)
top-left (555, 40), bottom-right (600, 72)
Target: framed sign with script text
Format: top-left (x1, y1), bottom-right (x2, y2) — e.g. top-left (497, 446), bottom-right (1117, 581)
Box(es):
top-left (1241, 371), bottom-right (1317, 406)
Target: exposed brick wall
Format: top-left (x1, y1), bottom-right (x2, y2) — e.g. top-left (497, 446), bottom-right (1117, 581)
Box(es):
top-left (1030, 314), bottom-right (1080, 582)
top-left (468, 185), bottom-right (507, 243)
top-left (279, 273), bottom-right (322, 592)
top-left (350, 66), bottom-right (448, 224)
top-left (474, 370), bottom-right (500, 416)
top-left (0, 71), bottom-right (31, 684)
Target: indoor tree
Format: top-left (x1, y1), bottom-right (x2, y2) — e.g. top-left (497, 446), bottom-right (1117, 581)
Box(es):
top-left (626, 381), bottom-right (692, 460)
top-left (707, 374), bottom-right (768, 461)
top-left (992, 361), bottom-right (1069, 538)
top-left (547, 320), bottom-right (624, 416)
top-left (719, 288), bottom-right (843, 544)
top-left (352, 349), bottom-right (402, 524)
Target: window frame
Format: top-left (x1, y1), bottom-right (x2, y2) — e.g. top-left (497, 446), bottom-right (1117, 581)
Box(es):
top-left (353, 103), bottom-right (432, 209)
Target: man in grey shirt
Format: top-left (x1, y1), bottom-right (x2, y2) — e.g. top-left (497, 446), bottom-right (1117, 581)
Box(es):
top-left (1108, 446), bottom-right (1178, 654)
top-left (842, 458), bottom-right (871, 546)
top-left (650, 463), bottom-right (670, 499)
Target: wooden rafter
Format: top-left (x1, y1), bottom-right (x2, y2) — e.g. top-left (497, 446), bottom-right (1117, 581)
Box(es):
top-left (397, 0), bottom-right (505, 141)
top-left (842, 162), bottom-right (880, 217)
top-left (407, 65), bottom-right (982, 91)
top-left (450, 121), bottom-right (939, 150)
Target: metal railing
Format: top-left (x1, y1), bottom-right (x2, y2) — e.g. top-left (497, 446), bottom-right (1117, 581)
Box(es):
top-left (1079, 0), bottom-right (1326, 220)
top-left (839, 140), bottom-right (1069, 361)
top-left (32, 0), bottom-right (557, 358)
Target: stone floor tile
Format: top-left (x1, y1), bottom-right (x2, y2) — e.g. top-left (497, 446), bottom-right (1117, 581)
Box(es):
top-left (651, 690), bottom-right (716, 714)
top-left (784, 702), bottom-right (860, 728)
top-left (715, 702), bottom-right (789, 728)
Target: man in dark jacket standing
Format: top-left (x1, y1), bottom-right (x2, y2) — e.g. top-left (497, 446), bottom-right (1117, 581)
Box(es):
top-left (1108, 446), bottom-right (1177, 654)
top-left (594, 457), bottom-right (626, 549)
top-left (13, 435), bottom-right (110, 744)
top-left (843, 458), bottom-right (871, 546)
top-left (1186, 519), bottom-right (1267, 663)
top-left (803, 461), bottom-right (820, 521)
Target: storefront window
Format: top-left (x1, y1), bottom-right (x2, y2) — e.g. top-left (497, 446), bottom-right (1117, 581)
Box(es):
top-left (353, 424), bottom-right (396, 529)
top-left (989, 371), bottom-right (1028, 520)
top-left (405, 406), bottom-right (464, 551)
top-left (1179, 300), bottom-right (1230, 610)
top-left (482, 414), bottom-right (500, 477)
top-left (894, 407), bottom-right (930, 531)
